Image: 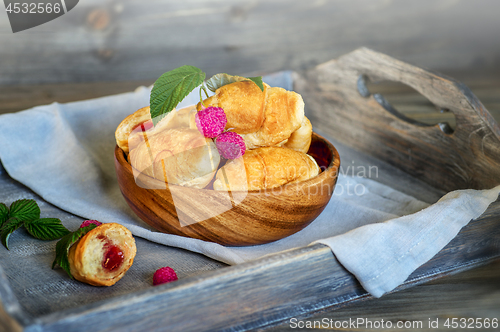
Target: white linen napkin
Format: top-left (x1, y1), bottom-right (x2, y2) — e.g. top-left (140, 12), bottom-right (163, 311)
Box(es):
top-left (0, 72), bottom-right (498, 297)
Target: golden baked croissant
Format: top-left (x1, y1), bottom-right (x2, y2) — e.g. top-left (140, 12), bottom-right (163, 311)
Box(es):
top-left (115, 105), bottom-right (197, 154)
top-left (68, 223), bottom-right (137, 287)
top-left (198, 81), bottom-right (305, 149)
top-left (129, 127), bottom-right (220, 189)
top-left (283, 116), bottom-right (313, 153)
top-left (213, 147), bottom-right (320, 191)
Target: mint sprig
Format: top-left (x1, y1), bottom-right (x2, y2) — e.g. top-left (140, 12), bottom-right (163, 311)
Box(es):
top-left (52, 224), bottom-right (98, 278)
top-left (149, 66), bottom-right (264, 126)
top-left (150, 65), bottom-right (206, 126)
top-left (0, 199), bottom-right (70, 250)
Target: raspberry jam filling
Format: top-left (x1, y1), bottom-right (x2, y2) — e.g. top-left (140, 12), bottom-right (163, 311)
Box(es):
top-left (131, 120), bottom-right (153, 133)
top-left (103, 245), bottom-right (125, 272)
top-left (98, 236), bottom-right (125, 272)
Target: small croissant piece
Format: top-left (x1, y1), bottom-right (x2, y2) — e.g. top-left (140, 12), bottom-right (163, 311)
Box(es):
top-left (115, 106), bottom-right (151, 154)
top-left (198, 81), bottom-right (305, 149)
top-left (213, 147), bottom-right (320, 191)
top-left (129, 128), bottom-right (220, 189)
top-left (68, 223), bottom-right (137, 287)
top-left (283, 116), bottom-right (313, 153)
top-left (115, 105), bottom-right (197, 154)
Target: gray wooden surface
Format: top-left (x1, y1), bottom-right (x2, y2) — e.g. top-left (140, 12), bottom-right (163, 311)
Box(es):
top-left (1, 0), bottom-right (500, 85)
top-left (264, 259), bottom-right (500, 332)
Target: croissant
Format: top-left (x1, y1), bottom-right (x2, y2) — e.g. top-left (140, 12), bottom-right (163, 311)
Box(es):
top-left (129, 127), bottom-right (220, 189)
top-left (282, 116), bottom-right (313, 153)
top-left (115, 105), bottom-right (197, 154)
top-left (213, 147), bottom-right (320, 191)
top-left (68, 223), bottom-right (137, 286)
top-left (198, 81), bottom-right (305, 149)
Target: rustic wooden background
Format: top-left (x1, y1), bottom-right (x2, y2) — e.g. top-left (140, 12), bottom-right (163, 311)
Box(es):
top-left (1, 0), bottom-right (500, 86)
top-left (1, 0), bottom-right (500, 123)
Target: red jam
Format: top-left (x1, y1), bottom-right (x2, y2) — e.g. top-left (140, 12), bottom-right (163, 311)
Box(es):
top-left (131, 120), bottom-right (154, 133)
top-left (102, 244), bottom-right (124, 272)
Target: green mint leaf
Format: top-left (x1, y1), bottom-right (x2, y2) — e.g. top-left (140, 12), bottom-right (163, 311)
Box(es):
top-left (52, 224), bottom-right (98, 278)
top-left (205, 73), bottom-right (264, 92)
top-left (24, 218), bottom-right (70, 241)
top-left (150, 65), bottom-right (206, 126)
top-left (9, 199), bottom-right (40, 222)
top-left (0, 203), bottom-right (9, 228)
top-left (0, 217), bottom-right (24, 250)
top-left (247, 76), bottom-right (264, 92)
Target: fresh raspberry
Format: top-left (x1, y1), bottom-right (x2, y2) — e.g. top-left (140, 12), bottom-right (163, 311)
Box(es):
top-left (79, 220), bottom-right (102, 228)
top-left (215, 131), bottom-right (246, 159)
top-left (153, 266), bottom-right (178, 285)
top-left (195, 106), bottom-right (227, 138)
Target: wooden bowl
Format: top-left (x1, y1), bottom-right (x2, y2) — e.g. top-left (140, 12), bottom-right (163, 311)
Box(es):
top-left (114, 132), bottom-right (340, 246)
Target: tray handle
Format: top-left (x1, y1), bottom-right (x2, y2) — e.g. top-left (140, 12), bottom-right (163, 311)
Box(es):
top-left (296, 48), bottom-right (500, 191)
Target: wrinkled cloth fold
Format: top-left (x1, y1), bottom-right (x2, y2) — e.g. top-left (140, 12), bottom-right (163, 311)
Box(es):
top-left (0, 72), bottom-right (498, 297)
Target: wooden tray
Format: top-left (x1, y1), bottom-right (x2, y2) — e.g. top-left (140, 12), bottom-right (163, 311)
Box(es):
top-left (1, 48), bottom-right (499, 332)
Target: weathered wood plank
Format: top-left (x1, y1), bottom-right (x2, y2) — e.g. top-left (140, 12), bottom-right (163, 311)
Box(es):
top-left (1, 0), bottom-right (500, 85)
top-left (0, 80), bottom-right (153, 115)
top-left (264, 259), bottom-right (500, 331)
top-left (1, 75), bottom-right (498, 132)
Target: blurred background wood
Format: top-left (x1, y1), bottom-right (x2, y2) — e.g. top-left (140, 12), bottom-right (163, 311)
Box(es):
top-left (1, 0), bottom-right (499, 125)
top-left (0, 78), bottom-right (499, 127)
top-left (1, 0), bottom-right (500, 86)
